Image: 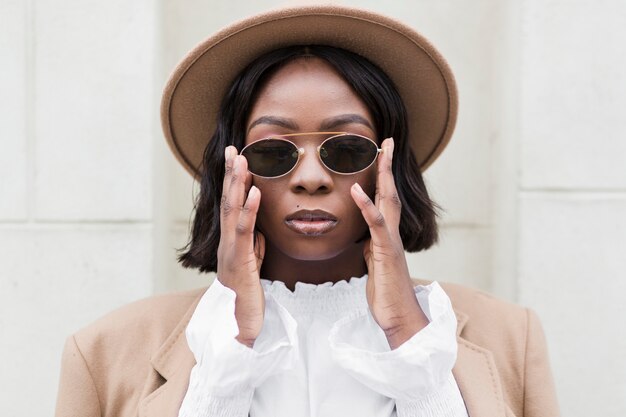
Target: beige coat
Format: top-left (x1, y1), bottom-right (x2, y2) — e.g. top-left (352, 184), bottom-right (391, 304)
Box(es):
top-left (55, 280), bottom-right (560, 417)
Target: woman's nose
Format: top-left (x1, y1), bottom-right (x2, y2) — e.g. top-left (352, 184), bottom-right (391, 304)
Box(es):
top-left (288, 147), bottom-right (333, 194)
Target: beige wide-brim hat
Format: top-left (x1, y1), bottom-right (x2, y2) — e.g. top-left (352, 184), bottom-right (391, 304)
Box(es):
top-left (161, 5), bottom-right (458, 180)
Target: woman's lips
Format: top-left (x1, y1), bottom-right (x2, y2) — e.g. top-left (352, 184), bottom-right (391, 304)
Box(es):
top-left (285, 219), bottom-right (337, 235)
top-left (285, 210), bottom-right (338, 236)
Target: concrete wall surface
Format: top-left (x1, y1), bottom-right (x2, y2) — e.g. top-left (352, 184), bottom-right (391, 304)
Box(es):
top-left (1, 0), bottom-right (624, 415)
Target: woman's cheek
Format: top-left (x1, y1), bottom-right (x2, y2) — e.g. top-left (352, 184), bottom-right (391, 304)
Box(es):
top-left (254, 182), bottom-right (281, 230)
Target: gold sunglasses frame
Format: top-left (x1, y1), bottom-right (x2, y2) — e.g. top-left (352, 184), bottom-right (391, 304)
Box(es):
top-left (240, 131), bottom-right (383, 179)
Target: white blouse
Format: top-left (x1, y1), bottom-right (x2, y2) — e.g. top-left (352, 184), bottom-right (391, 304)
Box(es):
top-left (178, 275), bottom-right (469, 417)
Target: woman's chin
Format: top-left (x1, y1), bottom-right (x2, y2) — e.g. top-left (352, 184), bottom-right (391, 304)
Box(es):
top-left (283, 246), bottom-right (345, 262)
top-left (275, 238), bottom-right (362, 262)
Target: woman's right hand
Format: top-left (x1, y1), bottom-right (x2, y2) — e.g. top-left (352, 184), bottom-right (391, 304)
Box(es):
top-left (217, 145), bottom-right (266, 348)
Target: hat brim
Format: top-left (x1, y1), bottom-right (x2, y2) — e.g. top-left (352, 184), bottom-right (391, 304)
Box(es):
top-left (161, 5), bottom-right (458, 179)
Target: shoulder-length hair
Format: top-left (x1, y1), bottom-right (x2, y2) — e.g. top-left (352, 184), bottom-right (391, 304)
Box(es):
top-left (178, 45), bottom-right (440, 272)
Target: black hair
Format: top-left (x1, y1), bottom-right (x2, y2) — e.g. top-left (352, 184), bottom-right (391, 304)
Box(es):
top-left (178, 45), bottom-right (440, 272)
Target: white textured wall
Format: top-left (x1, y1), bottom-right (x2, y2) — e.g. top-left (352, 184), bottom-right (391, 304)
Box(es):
top-left (0, 0), bottom-right (158, 414)
top-left (1, 0), bottom-right (625, 416)
top-left (517, 1), bottom-right (626, 415)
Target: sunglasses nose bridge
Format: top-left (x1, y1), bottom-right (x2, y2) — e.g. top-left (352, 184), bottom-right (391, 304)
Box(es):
top-left (289, 143), bottom-right (333, 179)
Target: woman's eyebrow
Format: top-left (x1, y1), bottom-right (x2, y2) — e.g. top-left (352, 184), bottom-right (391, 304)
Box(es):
top-left (320, 114), bottom-right (373, 131)
top-left (247, 116), bottom-right (298, 133)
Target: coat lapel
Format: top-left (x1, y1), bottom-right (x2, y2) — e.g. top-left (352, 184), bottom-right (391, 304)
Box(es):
top-left (453, 310), bottom-right (509, 416)
top-left (138, 289), bottom-right (203, 417)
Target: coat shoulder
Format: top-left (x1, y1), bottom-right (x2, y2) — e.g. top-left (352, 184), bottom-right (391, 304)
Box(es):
top-left (60, 287), bottom-right (208, 416)
top-left (71, 287), bottom-right (207, 389)
top-left (73, 287), bottom-right (208, 354)
top-left (439, 281), bottom-right (527, 324)
top-left (434, 280), bottom-right (531, 352)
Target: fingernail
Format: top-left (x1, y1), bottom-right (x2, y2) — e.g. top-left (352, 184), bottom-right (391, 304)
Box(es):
top-left (352, 183), bottom-right (364, 194)
top-left (249, 185), bottom-right (259, 198)
top-left (386, 137), bottom-right (394, 161)
top-left (232, 155), bottom-right (240, 173)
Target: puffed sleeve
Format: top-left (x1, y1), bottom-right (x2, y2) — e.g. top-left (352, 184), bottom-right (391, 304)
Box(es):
top-left (55, 335), bottom-right (101, 417)
top-left (178, 278), bottom-right (299, 417)
top-left (328, 282), bottom-right (468, 417)
top-left (523, 309), bottom-right (560, 417)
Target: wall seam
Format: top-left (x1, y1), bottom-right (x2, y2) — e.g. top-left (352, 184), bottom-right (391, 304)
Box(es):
top-left (24, 0), bottom-right (35, 224)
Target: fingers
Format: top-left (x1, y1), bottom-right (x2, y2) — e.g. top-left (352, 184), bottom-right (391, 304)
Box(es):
top-left (234, 185), bottom-right (262, 273)
top-left (244, 167), bottom-right (253, 195)
top-left (351, 182), bottom-right (392, 246)
top-left (221, 146), bottom-right (262, 254)
top-left (235, 185), bottom-right (261, 237)
top-left (222, 145), bottom-right (237, 193)
top-left (231, 155), bottom-right (249, 211)
top-left (221, 146), bottom-right (250, 227)
top-left (375, 138), bottom-right (402, 229)
top-left (221, 146), bottom-right (237, 224)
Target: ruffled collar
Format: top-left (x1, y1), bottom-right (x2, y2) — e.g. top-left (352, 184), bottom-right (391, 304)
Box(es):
top-left (259, 274), bottom-right (369, 317)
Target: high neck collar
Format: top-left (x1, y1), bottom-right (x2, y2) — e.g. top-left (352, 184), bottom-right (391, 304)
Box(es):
top-left (259, 274), bottom-right (369, 317)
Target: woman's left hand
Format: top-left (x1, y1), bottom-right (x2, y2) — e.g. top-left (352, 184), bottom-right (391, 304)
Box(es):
top-left (350, 137), bottom-right (429, 350)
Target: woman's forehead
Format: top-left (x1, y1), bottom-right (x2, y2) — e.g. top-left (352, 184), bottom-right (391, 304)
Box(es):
top-left (246, 58), bottom-right (375, 137)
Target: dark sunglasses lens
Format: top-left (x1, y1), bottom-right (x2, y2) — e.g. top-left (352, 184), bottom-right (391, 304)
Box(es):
top-left (242, 139), bottom-right (299, 177)
top-left (320, 135), bottom-right (378, 173)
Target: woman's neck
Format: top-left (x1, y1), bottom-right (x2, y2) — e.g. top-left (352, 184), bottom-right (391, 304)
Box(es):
top-left (260, 241), bottom-right (368, 291)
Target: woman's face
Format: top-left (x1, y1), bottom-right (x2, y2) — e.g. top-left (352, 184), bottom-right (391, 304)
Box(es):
top-left (245, 57), bottom-right (377, 261)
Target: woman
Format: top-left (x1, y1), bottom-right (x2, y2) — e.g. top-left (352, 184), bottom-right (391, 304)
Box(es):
top-left (55, 6), bottom-right (560, 417)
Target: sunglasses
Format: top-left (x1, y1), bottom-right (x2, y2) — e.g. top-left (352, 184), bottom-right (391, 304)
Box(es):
top-left (240, 132), bottom-right (383, 178)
